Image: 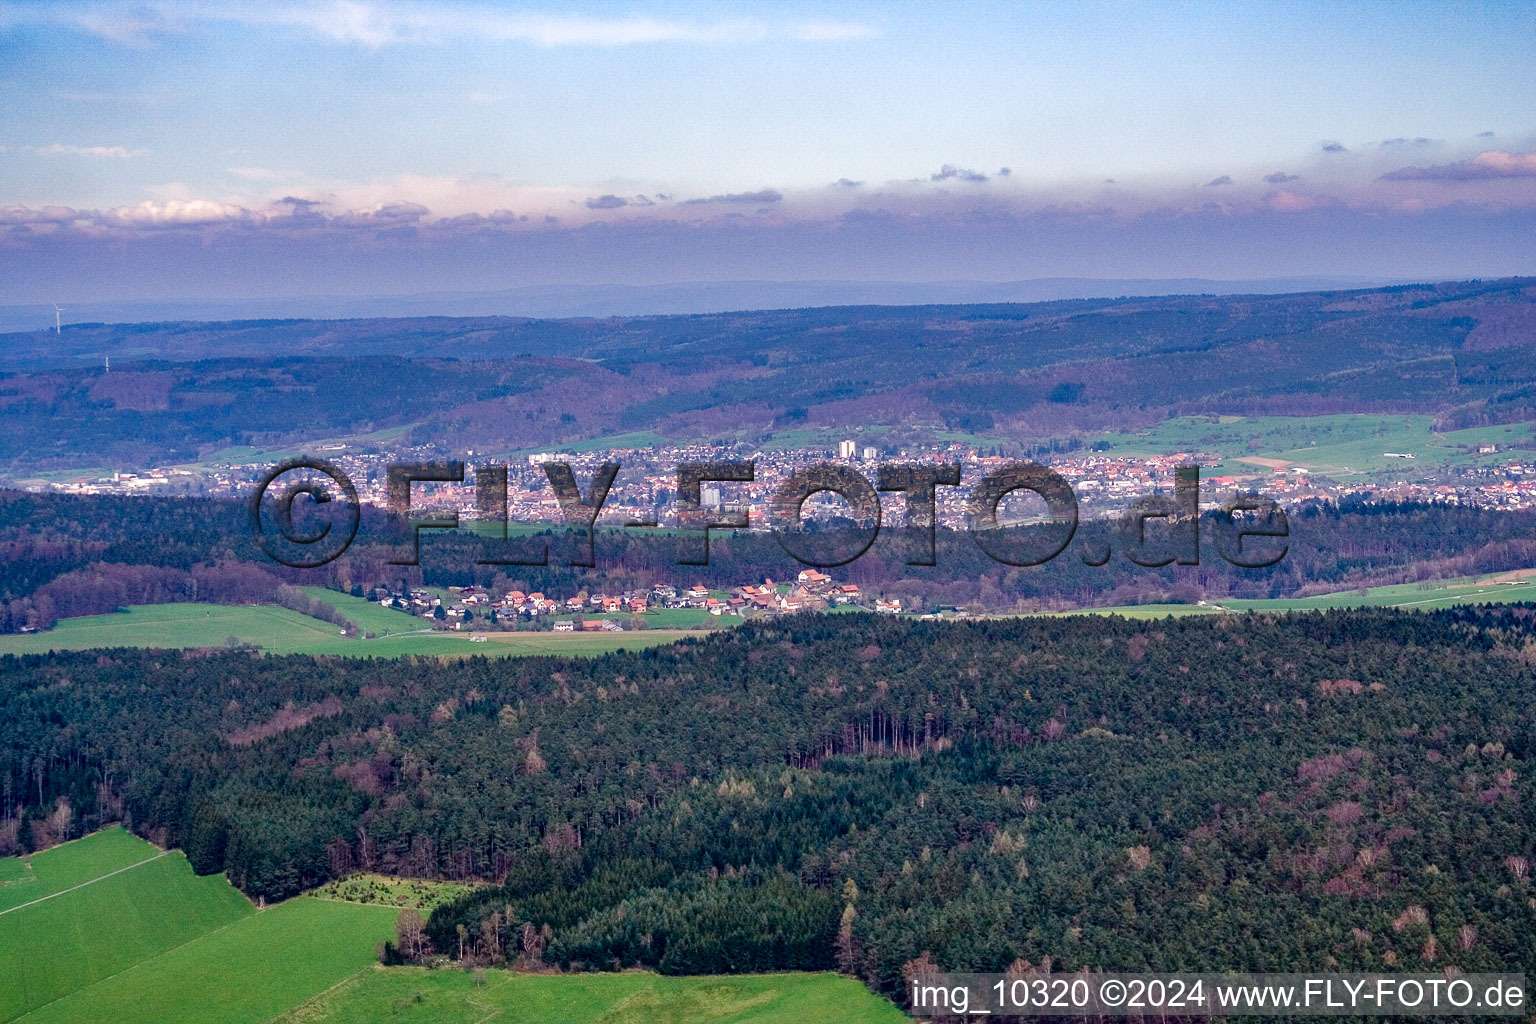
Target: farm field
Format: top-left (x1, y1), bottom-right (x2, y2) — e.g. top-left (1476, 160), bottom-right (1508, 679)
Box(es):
top-left (0, 603), bottom-right (696, 659)
top-left (0, 827), bottom-right (158, 913)
top-left (190, 424), bottom-right (418, 470)
top-left (14, 896), bottom-right (397, 1024)
top-left (1044, 602), bottom-right (1219, 620)
top-left (1050, 569), bottom-right (1536, 618)
top-left (549, 607), bottom-right (725, 629)
top-left (1082, 413), bottom-right (1534, 478)
top-left (298, 586), bottom-right (424, 636)
top-left (0, 829), bottom-right (255, 1021)
top-left (0, 603), bottom-right (348, 657)
top-left (1226, 572), bottom-right (1536, 612)
top-left (275, 966), bottom-right (909, 1024)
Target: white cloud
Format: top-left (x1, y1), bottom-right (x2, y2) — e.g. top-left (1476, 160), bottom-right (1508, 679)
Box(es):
top-left (32, 143), bottom-right (147, 158)
top-left (102, 199), bottom-right (252, 226)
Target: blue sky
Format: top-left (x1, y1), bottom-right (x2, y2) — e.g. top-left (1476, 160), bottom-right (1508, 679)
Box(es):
top-left (1, 1), bottom-right (1534, 300)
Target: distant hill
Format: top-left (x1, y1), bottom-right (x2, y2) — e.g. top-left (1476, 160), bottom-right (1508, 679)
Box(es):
top-left (0, 277), bottom-right (1531, 467)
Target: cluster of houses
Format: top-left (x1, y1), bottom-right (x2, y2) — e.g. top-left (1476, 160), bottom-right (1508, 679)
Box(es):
top-left (733, 570), bottom-right (874, 614)
top-left (372, 569), bottom-right (898, 632)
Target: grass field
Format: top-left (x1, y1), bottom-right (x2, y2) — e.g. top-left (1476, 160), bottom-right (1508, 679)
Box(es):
top-left (1048, 569), bottom-right (1536, 619)
top-left (0, 604), bottom-right (349, 657)
top-left (746, 412), bottom-right (1533, 479)
top-left (275, 967), bottom-right (908, 1024)
top-left (0, 829), bottom-right (399, 1024)
top-left (1225, 572), bottom-right (1536, 613)
top-left (0, 828), bottom-right (159, 913)
top-left (0, 828), bottom-right (256, 1021)
top-left (298, 587), bottom-right (424, 636)
top-left (549, 607), bottom-right (725, 629)
top-left (1082, 413), bottom-right (1535, 479)
top-left (15, 897), bottom-right (399, 1024)
top-left (0, 603), bottom-right (697, 660)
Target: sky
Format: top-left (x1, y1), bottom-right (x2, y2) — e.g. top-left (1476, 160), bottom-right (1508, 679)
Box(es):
top-left (1, 0), bottom-right (1534, 303)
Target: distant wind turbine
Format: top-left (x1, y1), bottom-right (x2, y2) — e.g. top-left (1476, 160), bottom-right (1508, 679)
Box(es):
top-left (53, 304), bottom-right (64, 335)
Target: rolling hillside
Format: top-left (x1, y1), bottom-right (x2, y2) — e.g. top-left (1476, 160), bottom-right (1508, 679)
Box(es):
top-left (0, 830), bottom-right (904, 1024)
top-left (0, 829), bottom-right (256, 1021)
top-left (3, 278), bottom-right (1532, 467)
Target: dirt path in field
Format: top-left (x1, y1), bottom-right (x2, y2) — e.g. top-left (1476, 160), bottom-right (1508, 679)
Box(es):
top-left (0, 851), bottom-right (170, 917)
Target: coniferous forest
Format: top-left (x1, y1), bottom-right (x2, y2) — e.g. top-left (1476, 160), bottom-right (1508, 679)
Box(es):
top-left (3, 608), bottom-right (1533, 1002)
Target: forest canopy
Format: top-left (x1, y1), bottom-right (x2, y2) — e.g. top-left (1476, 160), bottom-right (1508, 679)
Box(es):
top-left (2, 607), bottom-right (1533, 1001)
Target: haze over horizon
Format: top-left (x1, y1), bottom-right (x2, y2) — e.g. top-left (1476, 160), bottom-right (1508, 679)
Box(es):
top-left (2, 0), bottom-right (1534, 302)
top-left (0, 273), bottom-right (1423, 333)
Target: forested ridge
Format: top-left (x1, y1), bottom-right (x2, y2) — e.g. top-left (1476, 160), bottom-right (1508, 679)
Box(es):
top-left (2, 608), bottom-right (1533, 1002)
top-left (3, 278), bottom-right (1533, 465)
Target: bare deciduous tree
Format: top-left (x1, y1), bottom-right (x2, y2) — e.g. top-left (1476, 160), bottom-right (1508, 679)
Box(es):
top-left (395, 908), bottom-right (427, 961)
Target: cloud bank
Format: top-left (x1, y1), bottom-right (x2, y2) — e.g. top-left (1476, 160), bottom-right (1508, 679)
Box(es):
top-left (1, 134), bottom-right (1532, 302)
top-left (1380, 150), bottom-right (1536, 182)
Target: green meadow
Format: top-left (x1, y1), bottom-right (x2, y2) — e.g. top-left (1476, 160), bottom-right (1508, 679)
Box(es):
top-left (191, 424), bottom-right (418, 470)
top-left (518, 429), bottom-right (672, 455)
top-left (447, 629), bottom-right (696, 657)
top-left (1225, 573), bottom-right (1536, 613)
top-left (1, 832), bottom-right (906, 1023)
top-left (0, 604), bottom-right (348, 657)
top-left (1049, 569), bottom-right (1536, 619)
top-left (0, 602), bottom-right (695, 660)
top-left (298, 586), bottom-right (424, 636)
top-left (276, 966), bottom-right (908, 1024)
top-left (11, 898), bottom-right (398, 1024)
top-left (0, 829), bottom-right (257, 1021)
top-left (344, 575), bottom-right (725, 634)
top-left (0, 829), bottom-right (400, 1024)
top-left (0, 827), bottom-right (158, 913)
top-left (1082, 413), bottom-right (1535, 478)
